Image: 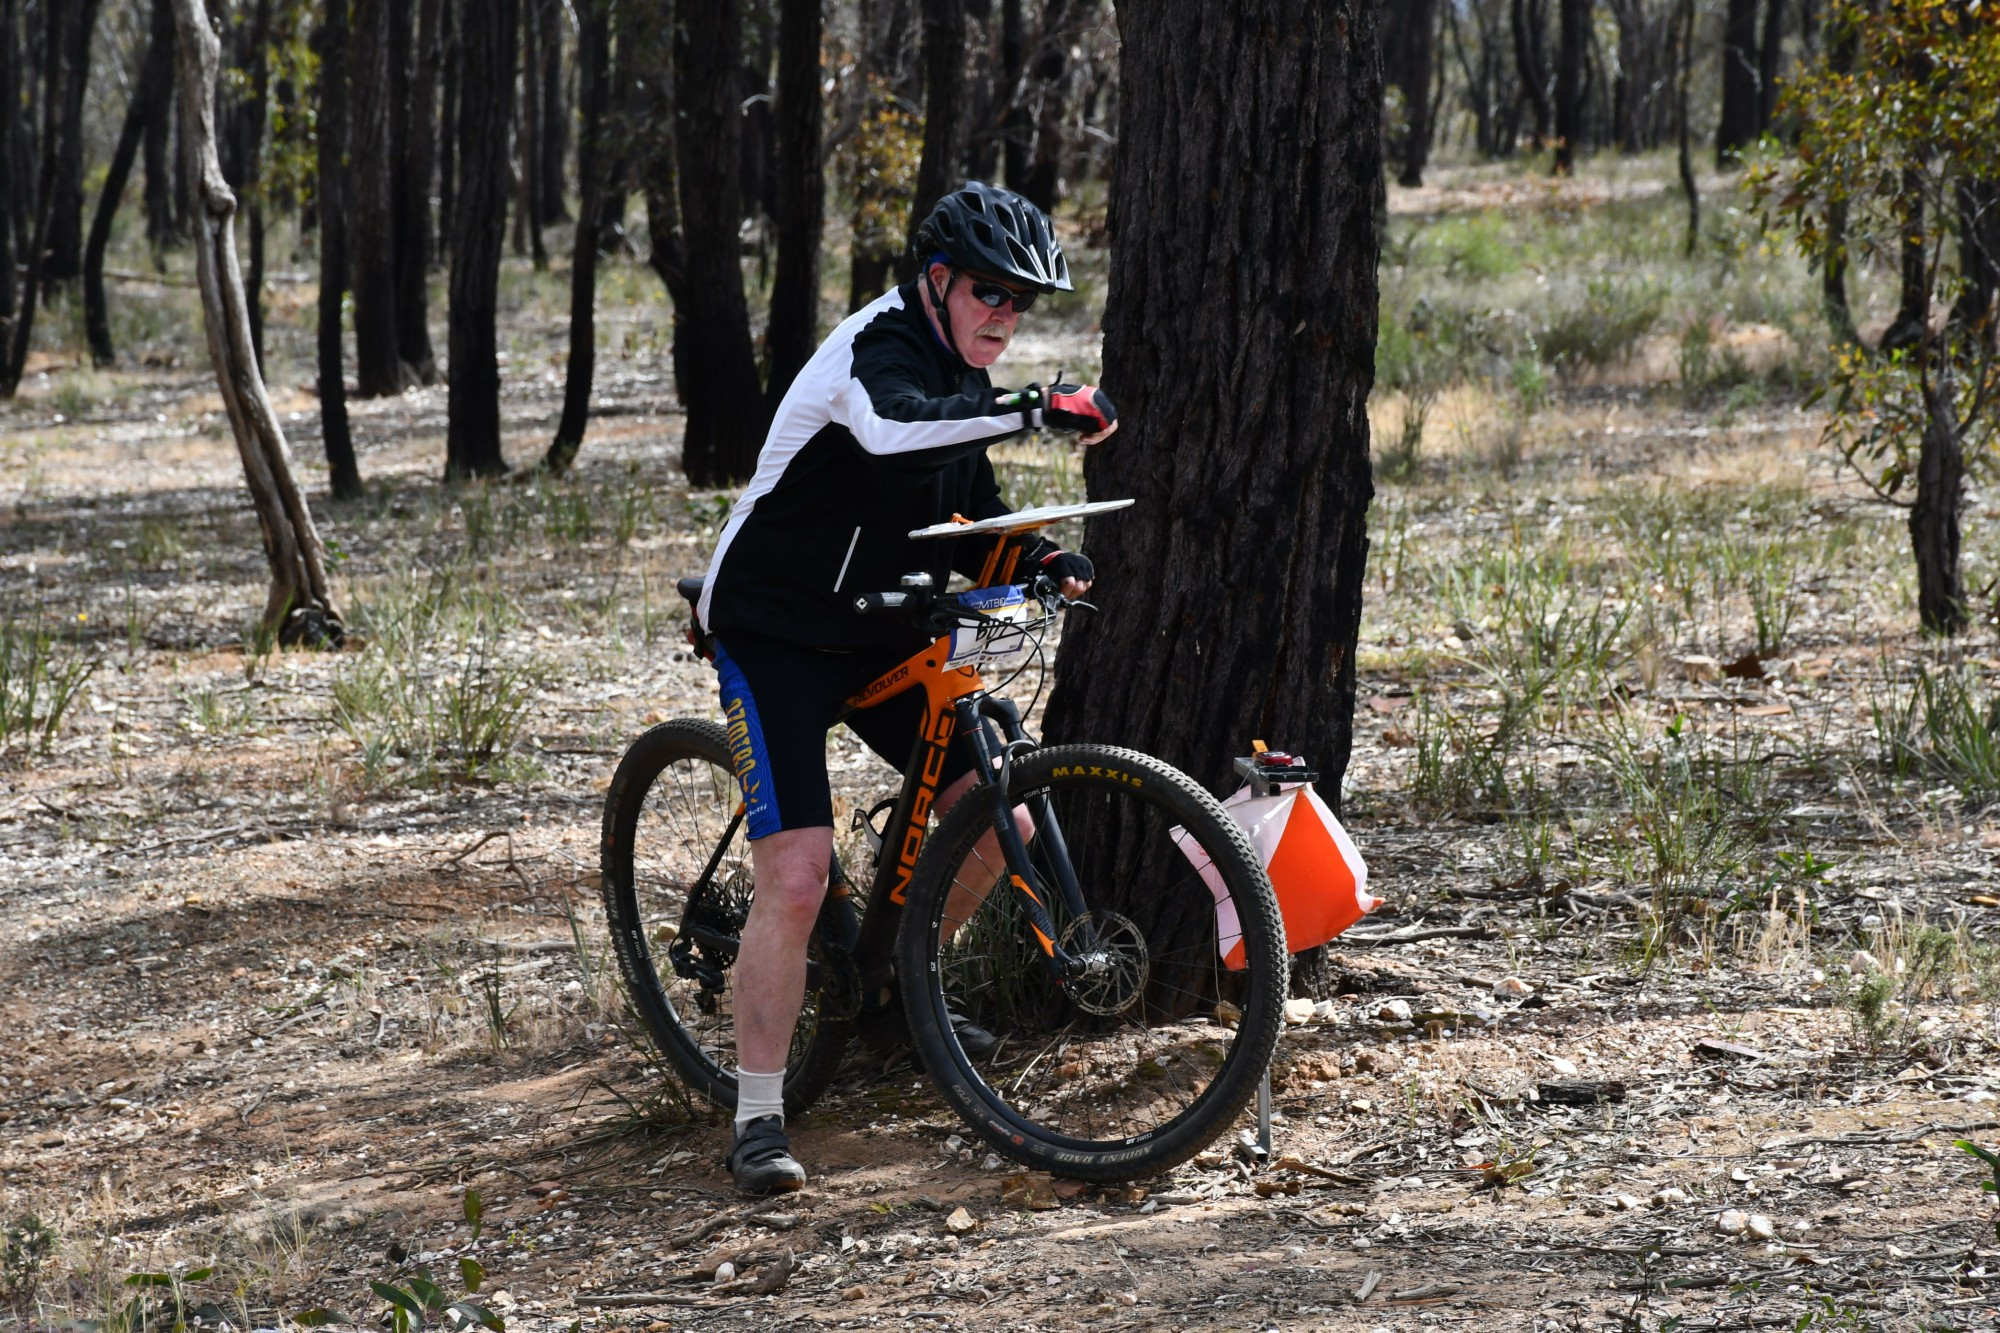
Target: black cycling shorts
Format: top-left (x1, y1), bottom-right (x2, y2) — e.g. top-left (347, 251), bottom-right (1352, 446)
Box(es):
top-left (713, 630), bottom-right (976, 839)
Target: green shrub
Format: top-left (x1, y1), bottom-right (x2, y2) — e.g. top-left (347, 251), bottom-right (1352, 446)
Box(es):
top-left (1539, 277), bottom-right (1663, 377)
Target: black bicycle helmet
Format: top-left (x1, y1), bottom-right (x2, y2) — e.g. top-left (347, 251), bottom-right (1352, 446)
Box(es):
top-left (912, 181), bottom-right (1073, 293)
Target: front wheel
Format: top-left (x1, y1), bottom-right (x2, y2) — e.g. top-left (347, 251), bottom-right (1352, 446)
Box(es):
top-left (897, 744), bottom-right (1286, 1181)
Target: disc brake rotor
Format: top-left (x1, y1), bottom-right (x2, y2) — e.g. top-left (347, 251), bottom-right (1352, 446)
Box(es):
top-left (1059, 911), bottom-right (1148, 1016)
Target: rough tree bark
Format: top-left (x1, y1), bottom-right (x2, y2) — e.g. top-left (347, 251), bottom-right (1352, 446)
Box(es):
top-left (170, 0), bottom-right (344, 645)
top-left (316, 0), bottom-right (364, 501)
top-left (1044, 0), bottom-right (1380, 987)
top-left (674, 0), bottom-right (770, 486)
top-left (906, 0), bottom-right (967, 263)
top-left (351, 0), bottom-right (413, 395)
top-left (85, 0), bottom-right (176, 367)
top-left (1017, 0), bottom-right (1075, 211)
top-left (1881, 167), bottom-right (1930, 352)
top-left (766, 0), bottom-right (825, 403)
top-left (1756, 0), bottom-right (1784, 132)
top-left (544, 0), bottom-right (610, 474)
top-left (144, 20), bottom-right (175, 257)
top-left (1675, 0), bottom-right (1699, 253)
top-left (1554, 0), bottom-right (1586, 172)
top-left (1716, 0), bottom-right (1760, 163)
top-left (1001, 0), bottom-right (1029, 187)
top-left (44, 0), bottom-right (99, 285)
top-left (396, 0), bottom-right (442, 383)
top-left (446, 0), bottom-right (519, 479)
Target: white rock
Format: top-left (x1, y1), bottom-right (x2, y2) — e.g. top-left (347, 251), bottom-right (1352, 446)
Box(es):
top-left (1613, 1194), bottom-right (1644, 1212)
top-left (945, 1134), bottom-right (965, 1153)
top-left (1717, 1209), bottom-right (1750, 1236)
top-left (1966, 1090), bottom-right (1999, 1105)
top-left (1284, 998), bottom-right (1316, 1025)
top-left (713, 1262), bottom-right (736, 1283)
top-left (1377, 999), bottom-right (1413, 1023)
top-left (1492, 976), bottom-right (1532, 998)
top-left (1548, 1056), bottom-right (1579, 1077)
top-left (1652, 1187), bottom-right (1690, 1206)
top-left (981, 1153), bottom-right (1003, 1171)
top-left (945, 1207), bottom-right (978, 1236)
top-left (1681, 654), bottom-right (1722, 683)
top-left (1746, 1214), bottom-right (1777, 1241)
top-left (1313, 999), bottom-right (1337, 1021)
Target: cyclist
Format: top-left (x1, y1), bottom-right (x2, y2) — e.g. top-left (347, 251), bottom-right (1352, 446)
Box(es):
top-left (694, 181), bottom-right (1118, 1194)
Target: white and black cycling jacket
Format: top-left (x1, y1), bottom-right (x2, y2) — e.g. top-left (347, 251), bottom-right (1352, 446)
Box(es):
top-left (698, 281), bottom-right (1057, 654)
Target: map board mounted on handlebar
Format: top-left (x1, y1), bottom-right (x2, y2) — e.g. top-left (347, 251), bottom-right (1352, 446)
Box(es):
top-left (906, 498), bottom-right (1135, 541)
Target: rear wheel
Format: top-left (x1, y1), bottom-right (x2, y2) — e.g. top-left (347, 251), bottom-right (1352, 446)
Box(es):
top-left (897, 744), bottom-right (1285, 1181)
top-left (601, 719), bottom-right (852, 1116)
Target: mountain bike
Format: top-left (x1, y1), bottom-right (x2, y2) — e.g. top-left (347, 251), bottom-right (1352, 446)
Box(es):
top-left (600, 501), bottom-right (1287, 1181)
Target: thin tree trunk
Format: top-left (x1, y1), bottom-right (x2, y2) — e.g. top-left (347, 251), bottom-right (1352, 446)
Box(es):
top-left (241, 0), bottom-right (273, 370)
top-left (1001, 0), bottom-right (1029, 188)
top-left (1881, 168), bottom-right (1929, 352)
top-left (0, 0), bottom-right (15, 332)
top-left (85, 0), bottom-right (175, 368)
top-left (397, 0), bottom-right (443, 382)
top-left (43, 0), bottom-right (98, 285)
top-left (1716, 0), bottom-right (1759, 164)
top-left (316, 0), bottom-right (364, 501)
top-left (1046, 0), bottom-right (1379, 994)
top-left (1756, 0), bottom-right (1783, 133)
top-left (438, 0), bottom-right (459, 261)
top-left (1910, 366), bottom-right (1965, 635)
top-left (596, 0), bottom-right (636, 253)
top-left (1019, 0), bottom-right (1074, 210)
top-left (1383, 0), bottom-right (1439, 187)
top-left (1554, 0), bottom-right (1586, 173)
top-left (537, 0), bottom-right (568, 224)
top-left (1676, 0), bottom-right (1699, 254)
top-left (1511, 0), bottom-right (1551, 150)
top-left (144, 29), bottom-right (175, 257)
top-left (170, 0), bottom-right (344, 646)
top-left (1952, 177), bottom-right (1999, 339)
top-left (906, 0), bottom-right (967, 264)
top-left (519, 0), bottom-right (547, 269)
top-left (675, 0), bottom-right (771, 486)
top-left (446, 0), bottom-right (520, 479)
top-left (766, 0), bottom-right (824, 403)
top-left (544, 0), bottom-right (609, 474)
top-left (352, 0), bottom-right (413, 395)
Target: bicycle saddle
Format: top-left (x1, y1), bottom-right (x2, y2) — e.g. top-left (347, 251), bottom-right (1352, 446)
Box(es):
top-left (676, 576), bottom-right (705, 604)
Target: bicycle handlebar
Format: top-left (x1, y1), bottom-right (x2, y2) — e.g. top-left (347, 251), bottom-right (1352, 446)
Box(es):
top-left (852, 576), bottom-right (1071, 626)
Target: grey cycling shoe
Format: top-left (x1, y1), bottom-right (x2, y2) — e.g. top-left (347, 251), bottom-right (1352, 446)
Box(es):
top-left (947, 1007), bottom-right (1000, 1060)
top-left (726, 1115), bottom-right (806, 1195)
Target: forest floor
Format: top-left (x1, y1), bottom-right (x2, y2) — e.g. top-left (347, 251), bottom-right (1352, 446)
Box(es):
top-left (6, 160), bottom-right (2000, 1332)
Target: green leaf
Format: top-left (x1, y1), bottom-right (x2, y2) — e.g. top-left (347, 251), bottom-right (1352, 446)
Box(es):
top-left (294, 1310), bottom-right (357, 1328)
top-left (1955, 1139), bottom-right (2000, 1171)
top-left (182, 1268), bottom-right (214, 1283)
top-left (446, 1301), bottom-right (505, 1333)
top-left (371, 1281), bottom-right (427, 1332)
top-left (123, 1273), bottom-right (175, 1288)
top-left (463, 1189), bottom-right (484, 1244)
top-left (408, 1276), bottom-right (449, 1312)
top-left (458, 1257), bottom-right (485, 1295)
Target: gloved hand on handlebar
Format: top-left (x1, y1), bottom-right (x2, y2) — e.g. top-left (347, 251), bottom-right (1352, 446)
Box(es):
top-left (1037, 548), bottom-right (1095, 599)
top-left (1012, 383), bottom-right (1119, 441)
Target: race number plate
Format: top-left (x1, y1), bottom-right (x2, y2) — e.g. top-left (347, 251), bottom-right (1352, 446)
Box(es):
top-left (943, 588), bottom-right (1036, 668)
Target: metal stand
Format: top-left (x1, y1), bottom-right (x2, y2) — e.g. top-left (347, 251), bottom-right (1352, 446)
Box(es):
top-left (1256, 1061), bottom-right (1273, 1159)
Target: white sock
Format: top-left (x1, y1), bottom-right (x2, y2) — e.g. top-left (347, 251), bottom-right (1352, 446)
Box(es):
top-left (734, 1068), bottom-right (786, 1134)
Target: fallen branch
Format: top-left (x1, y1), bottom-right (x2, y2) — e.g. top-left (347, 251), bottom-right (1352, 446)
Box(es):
top-left (1342, 925), bottom-right (1498, 947)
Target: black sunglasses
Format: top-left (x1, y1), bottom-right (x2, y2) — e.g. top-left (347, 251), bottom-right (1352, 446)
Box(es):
top-left (966, 279), bottom-right (1038, 313)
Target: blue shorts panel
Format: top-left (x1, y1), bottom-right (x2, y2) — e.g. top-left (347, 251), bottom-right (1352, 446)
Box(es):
top-left (711, 631), bottom-right (976, 839)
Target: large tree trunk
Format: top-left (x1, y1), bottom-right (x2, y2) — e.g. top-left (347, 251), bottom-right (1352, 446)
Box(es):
top-left (43, 0), bottom-right (98, 285)
top-left (1554, 0), bottom-right (1586, 172)
top-left (396, 0), bottom-right (443, 382)
top-left (765, 0), bottom-right (825, 403)
top-left (446, 0), bottom-right (519, 479)
top-left (674, 0), bottom-right (770, 486)
top-left (1910, 367), bottom-right (1965, 635)
top-left (1716, 0), bottom-right (1760, 164)
top-left (170, 0), bottom-right (344, 646)
top-left (544, 0), bottom-right (610, 474)
top-left (351, 0), bottom-right (413, 396)
top-left (85, 0), bottom-right (176, 368)
top-left (316, 0), bottom-right (364, 501)
top-left (906, 0), bottom-right (967, 262)
top-left (1044, 0), bottom-right (1380, 995)
top-left (635, 0), bottom-right (700, 451)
